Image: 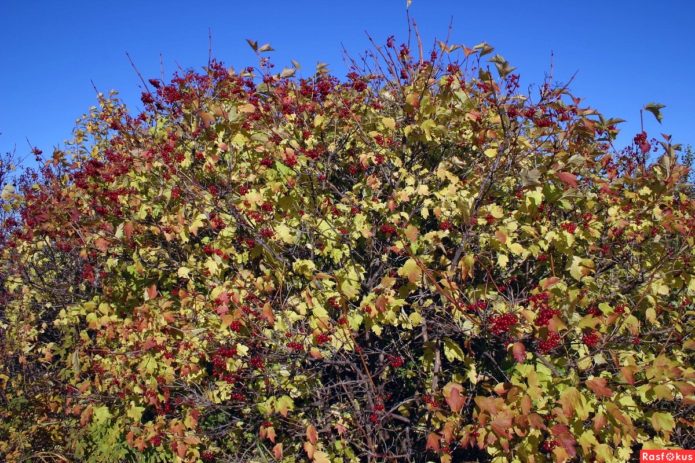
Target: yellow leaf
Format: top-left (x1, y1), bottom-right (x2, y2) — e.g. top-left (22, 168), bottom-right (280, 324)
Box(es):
top-left (459, 254), bottom-right (475, 280)
top-left (189, 214), bottom-right (207, 235)
top-left (293, 259), bottom-right (316, 277)
top-left (275, 395), bottom-right (294, 417)
top-left (420, 119), bottom-right (437, 141)
top-left (238, 103), bottom-right (256, 113)
top-left (651, 412), bottom-right (675, 434)
top-left (409, 311), bottom-right (423, 326)
top-left (275, 224), bottom-right (297, 244)
top-left (508, 242), bottom-right (525, 256)
top-left (232, 132), bottom-right (248, 147)
top-left (569, 256), bottom-right (594, 281)
top-left (404, 224), bottom-right (419, 242)
top-left (382, 117), bottom-right (396, 130)
top-left (313, 451), bottom-right (330, 463)
top-left (443, 338), bottom-right (465, 362)
top-left (398, 258), bottom-right (422, 283)
top-left (484, 148), bottom-right (497, 158)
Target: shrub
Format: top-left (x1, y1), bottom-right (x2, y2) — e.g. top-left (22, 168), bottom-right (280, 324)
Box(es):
top-left (1, 36), bottom-right (693, 463)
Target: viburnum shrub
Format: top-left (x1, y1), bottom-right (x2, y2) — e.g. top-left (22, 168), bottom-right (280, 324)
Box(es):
top-left (0, 35), bottom-right (694, 463)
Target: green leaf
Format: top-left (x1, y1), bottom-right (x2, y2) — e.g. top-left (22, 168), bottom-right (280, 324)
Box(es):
top-left (644, 103), bottom-right (665, 124)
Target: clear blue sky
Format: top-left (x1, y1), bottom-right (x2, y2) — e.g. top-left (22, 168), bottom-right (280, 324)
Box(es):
top-left (1, 1), bottom-right (693, 165)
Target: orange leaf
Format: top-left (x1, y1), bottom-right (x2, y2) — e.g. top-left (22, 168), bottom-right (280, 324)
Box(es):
top-left (273, 443), bottom-right (283, 460)
top-left (541, 276), bottom-right (561, 290)
top-left (199, 111), bottom-right (215, 128)
top-left (146, 284), bottom-right (158, 300)
top-left (426, 432), bottom-right (441, 452)
top-left (306, 424), bottom-right (318, 445)
top-left (586, 377), bottom-right (613, 399)
top-left (175, 441), bottom-right (188, 458)
top-left (491, 411), bottom-right (513, 438)
top-left (303, 441), bottom-right (314, 459)
top-left (94, 237), bottom-right (109, 252)
top-left (442, 421), bottom-right (455, 444)
top-left (266, 426), bottom-right (276, 443)
top-left (261, 302), bottom-right (275, 324)
top-left (443, 382), bottom-right (465, 413)
top-left (80, 405), bottom-right (93, 427)
top-left (620, 366), bottom-right (636, 385)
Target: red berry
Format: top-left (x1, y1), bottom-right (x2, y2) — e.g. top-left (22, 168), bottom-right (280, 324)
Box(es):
top-left (582, 331), bottom-right (600, 348)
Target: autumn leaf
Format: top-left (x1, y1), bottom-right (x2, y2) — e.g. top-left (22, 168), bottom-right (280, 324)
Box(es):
top-left (511, 342), bottom-right (526, 363)
top-left (273, 443), bottom-right (283, 460)
top-left (306, 424), bottom-right (318, 445)
top-left (398, 258), bottom-right (422, 283)
top-left (586, 377), bottom-right (613, 399)
top-left (443, 382), bottom-right (465, 413)
top-left (556, 171), bottom-right (578, 188)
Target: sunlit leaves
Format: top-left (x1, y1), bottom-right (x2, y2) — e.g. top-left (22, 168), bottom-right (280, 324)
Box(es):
top-left (0, 30), bottom-right (693, 463)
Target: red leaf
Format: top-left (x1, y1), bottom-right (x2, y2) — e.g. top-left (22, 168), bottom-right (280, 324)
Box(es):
top-left (146, 284), bottom-right (158, 300)
top-left (491, 411), bottom-right (513, 438)
top-left (550, 424), bottom-right (577, 458)
top-left (306, 424), bottom-right (318, 445)
top-left (556, 171), bottom-right (578, 188)
top-left (124, 222), bottom-right (134, 240)
top-left (512, 342), bottom-right (526, 363)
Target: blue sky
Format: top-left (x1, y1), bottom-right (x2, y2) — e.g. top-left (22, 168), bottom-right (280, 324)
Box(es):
top-left (1, 1), bottom-right (693, 166)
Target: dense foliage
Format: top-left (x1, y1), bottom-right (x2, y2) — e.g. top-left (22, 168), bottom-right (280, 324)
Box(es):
top-left (1, 36), bottom-right (693, 463)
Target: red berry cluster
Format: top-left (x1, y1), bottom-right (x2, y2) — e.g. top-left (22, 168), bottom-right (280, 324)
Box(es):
top-left (387, 355), bottom-right (404, 368)
top-left (541, 439), bottom-right (558, 453)
top-left (201, 450), bottom-right (216, 462)
top-left (422, 394), bottom-right (440, 409)
top-left (490, 313), bottom-right (518, 335)
top-left (582, 331), bottom-right (601, 348)
top-left (529, 292), bottom-right (559, 327)
top-left (286, 341), bottom-right (304, 351)
top-left (150, 434), bottom-right (162, 447)
top-left (315, 333), bottom-right (331, 345)
top-left (439, 220), bottom-right (453, 231)
top-left (561, 222), bottom-right (577, 234)
top-left (465, 300), bottom-right (488, 312)
top-left (537, 331), bottom-right (561, 353)
top-left (249, 356), bottom-right (265, 370)
top-left (586, 305), bottom-right (601, 317)
top-left (634, 131), bottom-right (651, 154)
top-left (380, 223), bottom-right (397, 235)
